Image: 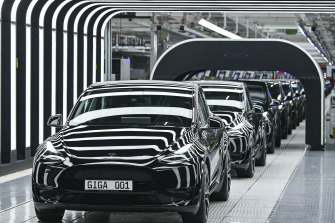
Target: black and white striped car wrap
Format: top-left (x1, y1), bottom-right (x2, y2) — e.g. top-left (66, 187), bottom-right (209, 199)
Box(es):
top-left (191, 81), bottom-right (266, 167)
top-left (32, 80), bottom-right (230, 211)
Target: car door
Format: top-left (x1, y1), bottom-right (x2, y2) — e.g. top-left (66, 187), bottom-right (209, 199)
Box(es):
top-left (244, 88), bottom-right (257, 150)
top-left (197, 90), bottom-right (222, 184)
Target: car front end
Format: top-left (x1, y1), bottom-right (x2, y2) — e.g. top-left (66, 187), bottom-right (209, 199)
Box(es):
top-left (32, 126), bottom-right (205, 214)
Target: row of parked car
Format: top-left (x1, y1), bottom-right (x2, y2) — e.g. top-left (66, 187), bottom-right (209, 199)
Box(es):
top-left (32, 78), bottom-right (306, 223)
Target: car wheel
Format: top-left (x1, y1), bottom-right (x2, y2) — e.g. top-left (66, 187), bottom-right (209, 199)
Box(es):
top-left (236, 148), bottom-right (255, 178)
top-left (296, 115), bottom-right (300, 126)
top-left (182, 165), bottom-right (210, 223)
top-left (256, 131), bottom-right (267, 166)
top-left (211, 150), bottom-right (231, 201)
top-left (287, 114), bottom-right (292, 135)
top-left (35, 207), bottom-right (64, 223)
top-left (275, 123), bottom-right (281, 147)
top-left (292, 115), bottom-right (296, 130)
top-left (281, 125), bottom-right (288, 139)
top-left (282, 115), bottom-right (288, 139)
top-left (267, 128), bottom-right (275, 154)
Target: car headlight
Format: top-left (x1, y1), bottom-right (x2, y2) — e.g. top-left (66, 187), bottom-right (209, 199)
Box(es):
top-left (159, 144), bottom-right (192, 163)
top-left (39, 141), bottom-right (65, 163)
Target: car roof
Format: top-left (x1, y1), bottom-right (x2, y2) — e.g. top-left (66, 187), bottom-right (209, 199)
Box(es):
top-left (89, 80), bottom-right (197, 90)
top-left (189, 80), bottom-right (244, 88)
top-left (238, 79), bottom-right (269, 85)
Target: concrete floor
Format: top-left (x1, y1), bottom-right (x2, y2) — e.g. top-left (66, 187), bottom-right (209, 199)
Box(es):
top-left (0, 121), bottom-right (308, 223)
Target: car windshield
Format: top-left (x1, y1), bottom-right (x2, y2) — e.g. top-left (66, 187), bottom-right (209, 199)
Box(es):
top-left (202, 86), bottom-right (243, 112)
top-left (269, 84), bottom-right (282, 101)
top-left (68, 87), bottom-right (194, 127)
top-left (246, 84), bottom-right (266, 102)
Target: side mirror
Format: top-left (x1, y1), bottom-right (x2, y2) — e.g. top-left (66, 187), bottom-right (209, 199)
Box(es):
top-left (47, 114), bottom-right (63, 128)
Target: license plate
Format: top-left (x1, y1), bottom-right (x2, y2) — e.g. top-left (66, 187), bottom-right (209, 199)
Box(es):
top-left (85, 180), bottom-right (133, 191)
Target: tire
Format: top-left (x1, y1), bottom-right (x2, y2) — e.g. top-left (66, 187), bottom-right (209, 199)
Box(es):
top-left (296, 115), bottom-right (300, 126)
top-left (287, 115), bottom-right (292, 135)
top-left (236, 148), bottom-right (255, 178)
top-left (292, 114), bottom-right (296, 130)
top-left (275, 123), bottom-right (281, 147)
top-left (211, 150), bottom-right (231, 201)
top-left (35, 207), bottom-right (64, 223)
top-left (267, 128), bottom-right (275, 154)
top-left (281, 114), bottom-right (288, 139)
top-left (182, 165), bottom-right (209, 223)
top-left (281, 124), bottom-right (288, 139)
top-left (299, 111), bottom-right (303, 123)
top-left (256, 132), bottom-right (267, 166)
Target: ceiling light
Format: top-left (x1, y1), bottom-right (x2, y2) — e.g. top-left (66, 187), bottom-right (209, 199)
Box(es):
top-left (198, 19), bottom-right (242, 39)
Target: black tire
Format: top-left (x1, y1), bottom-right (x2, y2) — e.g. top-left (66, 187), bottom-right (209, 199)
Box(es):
top-left (35, 207), bottom-right (64, 223)
top-left (211, 150), bottom-right (231, 201)
top-left (275, 123), bottom-right (281, 147)
top-left (182, 165), bottom-right (209, 223)
top-left (287, 115), bottom-right (292, 135)
top-left (236, 148), bottom-right (255, 178)
top-left (256, 132), bottom-right (267, 166)
top-left (300, 107), bottom-right (304, 122)
top-left (292, 115), bottom-right (296, 130)
top-left (268, 128), bottom-right (275, 154)
top-left (296, 115), bottom-right (300, 126)
top-left (281, 115), bottom-right (288, 139)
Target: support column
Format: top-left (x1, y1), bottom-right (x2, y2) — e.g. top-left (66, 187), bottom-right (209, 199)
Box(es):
top-left (104, 20), bottom-right (113, 81)
top-left (150, 13), bottom-right (158, 73)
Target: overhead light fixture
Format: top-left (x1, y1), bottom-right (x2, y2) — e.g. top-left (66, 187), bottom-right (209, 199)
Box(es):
top-left (198, 19), bottom-right (243, 39)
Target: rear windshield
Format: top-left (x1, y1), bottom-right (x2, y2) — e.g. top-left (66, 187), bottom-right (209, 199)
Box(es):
top-left (202, 86), bottom-right (243, 112)
top-left (68, 87), bottom-right (194, 127)
top-left (246, 84), bottom-right (267, 102)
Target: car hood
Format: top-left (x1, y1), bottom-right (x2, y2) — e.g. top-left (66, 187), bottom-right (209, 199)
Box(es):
top-left (54, 125), bottom-right (192, 162)
top-left (213, 111), bottom-right (243, 129)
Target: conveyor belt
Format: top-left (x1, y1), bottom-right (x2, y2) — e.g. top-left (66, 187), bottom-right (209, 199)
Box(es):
top-left (0, 122), bottom-right (307, 223)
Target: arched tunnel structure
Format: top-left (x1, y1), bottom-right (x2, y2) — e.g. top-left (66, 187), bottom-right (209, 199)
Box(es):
top-left (151, 39), bottom-right (325, 150)
top-left (0, 1), bottom-right (332, 163)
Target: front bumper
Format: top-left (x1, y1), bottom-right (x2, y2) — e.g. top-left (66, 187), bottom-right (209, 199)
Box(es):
top-left (32, 162), bottom-right (202, 214)
top-left (34, 201), bottom-right (199, 214)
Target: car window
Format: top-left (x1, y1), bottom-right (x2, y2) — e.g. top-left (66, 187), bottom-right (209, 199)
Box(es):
top-left (282, 84), bottom-right (292, 97)
top-left (69, 87), bottom-right (194, 127)
top-left (269, 83), bottom-right (282, 101)
top-left (247, 84), bottom-right (267, 102)
top-left (202, 86), bottom-right (243, 112)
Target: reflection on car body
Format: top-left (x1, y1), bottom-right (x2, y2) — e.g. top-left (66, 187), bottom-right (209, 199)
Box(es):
top-left (240, 79), bottom-right (280, 152)
top-left (32, 81), bottom-right (231, 223)
top-left (191, 81), bottom-right (267, 178)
